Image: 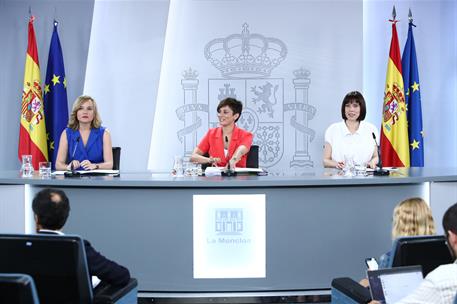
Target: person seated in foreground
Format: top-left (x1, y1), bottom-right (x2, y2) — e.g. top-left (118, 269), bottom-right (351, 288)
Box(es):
top-left (190, 97), bottom-right (253, 169)
top-left (371, 202), bottom-right (457, 304)
top-left (32, 188), bottom-right (130, 287)
top-left (379, 197), bottom-right (436, 268)
top-left (360, 197), bottom-right (436, 288)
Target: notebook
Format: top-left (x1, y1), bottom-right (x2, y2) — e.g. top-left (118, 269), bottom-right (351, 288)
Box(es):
top-left (367, 265), bottom-right (423, 303)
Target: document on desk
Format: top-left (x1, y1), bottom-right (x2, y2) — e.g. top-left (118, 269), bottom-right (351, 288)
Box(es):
top-left (366, 167), bottom-right (399, 172)
top-left (233, 167), bottom-right (264, 173)
top-left (204, 167), bottom-right (264, 176)
top-left (53, 169), bottom-right (120, 176)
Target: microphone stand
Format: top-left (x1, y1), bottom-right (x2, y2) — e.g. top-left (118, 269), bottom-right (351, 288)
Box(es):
top-left (372, 133), bottom-right (390, 176)
top-left (222, 135), bottom-right (237, 176)
top-left (223, 160), bottom-right (237, 177)
top-left (64, 137), bottom-right (81, 177)
top-left (64, 162), bottom-right (81, 177)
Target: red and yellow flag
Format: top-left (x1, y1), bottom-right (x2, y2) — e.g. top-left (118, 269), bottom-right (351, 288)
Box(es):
top-left (18, 16), bottom-right (48, 169)
top-left (380, 20), bottom-right (410, 167)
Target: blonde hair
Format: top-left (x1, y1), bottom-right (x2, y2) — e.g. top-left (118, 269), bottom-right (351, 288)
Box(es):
top-left (392, 197), bottom-right (436, 240)
top-left (68, 95), bottom-right (102, 130)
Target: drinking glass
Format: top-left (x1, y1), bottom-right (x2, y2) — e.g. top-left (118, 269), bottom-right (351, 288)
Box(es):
top-left (21, 155), bottom-right (34, 177)
top-left (172, 156), bottom-right (184, 177)
top-left (343, 154), bottom-right (355, 176)
top-left (194, 163), bottom-right (203, 176)
top-left (184, 161), bottom-right (193, 177)
top-left (39, 162), bottom-right (52, 177)
top-left (354, 162), bottom-right (367, 177)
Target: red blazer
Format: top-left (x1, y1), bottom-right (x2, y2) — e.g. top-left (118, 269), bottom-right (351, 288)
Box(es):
top-left (198, 125), bottom-right (253, 167)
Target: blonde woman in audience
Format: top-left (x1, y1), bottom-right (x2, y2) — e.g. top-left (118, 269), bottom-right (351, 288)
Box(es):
top-left (378, 197), bottom-right (436, 268)
top-left (361, 197), bottom-right (436, 288)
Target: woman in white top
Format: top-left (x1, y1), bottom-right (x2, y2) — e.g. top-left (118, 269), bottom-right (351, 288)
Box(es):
top-left (323, 91), bottom-right (379, 169)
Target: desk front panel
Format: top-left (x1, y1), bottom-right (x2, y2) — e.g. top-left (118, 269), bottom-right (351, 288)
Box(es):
top-left (56, 183), bottom-right (424, 291)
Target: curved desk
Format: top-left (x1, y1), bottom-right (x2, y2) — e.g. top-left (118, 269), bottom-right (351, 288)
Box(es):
top-left (1, 168), bottom-right (456, 292)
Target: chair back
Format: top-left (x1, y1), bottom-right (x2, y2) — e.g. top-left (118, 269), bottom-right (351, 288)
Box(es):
top-left (94, 278), bottom-right (138, 304)
top-left (390, 235), bottom-right (453, 276)
top-left (0, 234), bottom-right (93, 304)
top-left (246, 145), bottom-right (259, 168)
top-left (0, 273), bottom-right (40, 304)
top-left (331, 277), bottom-right (371, 303)
top-left (112, 147), bottom-right (121, 170)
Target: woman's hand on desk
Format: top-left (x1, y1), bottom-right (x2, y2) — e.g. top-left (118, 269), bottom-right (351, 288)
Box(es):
top-left (67, 160), bottom-right (81, 170)
top-left (336, 161), bottom-right (345, 170)
top-left (227, 157), bottom-right (239, 170)
top-left (368, 159), bottom-right (377, 169)
top-left (81, 160), bottom-right (98, 170)
top-left (208, 156), bottom-right (220, 167)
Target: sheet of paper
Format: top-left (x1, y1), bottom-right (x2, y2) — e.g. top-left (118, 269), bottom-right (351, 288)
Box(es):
top-left (53, 169), bottom-right (120, 175)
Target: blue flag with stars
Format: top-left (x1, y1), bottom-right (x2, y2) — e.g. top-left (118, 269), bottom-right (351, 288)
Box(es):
top-left (402, 22), bottom-right (424, 167)
top-left (44, 21), bottom-right (69, 169)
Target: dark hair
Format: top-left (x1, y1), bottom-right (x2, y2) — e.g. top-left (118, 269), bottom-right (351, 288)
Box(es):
top-left (341, 91), bottom-right (366, 121)
top-left (217, 98), bottom-right (243, 123)
top-left (32, 188), bottom-right (70, 230)
top-left (443, 202), bottom-right (457, 236)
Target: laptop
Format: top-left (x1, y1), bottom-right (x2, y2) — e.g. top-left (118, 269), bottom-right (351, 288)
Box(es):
top-left (367, 265), bottom-right (423, 304)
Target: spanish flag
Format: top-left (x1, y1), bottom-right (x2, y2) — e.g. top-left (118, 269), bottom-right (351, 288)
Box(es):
top-left (18, 16), bottom-right (48, 169)
top-left (380, 19), bottom-right (410, 167)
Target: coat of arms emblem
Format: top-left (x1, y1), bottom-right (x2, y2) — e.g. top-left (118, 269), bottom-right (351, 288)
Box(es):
top-left (177, 24), bottom-right (317, 170)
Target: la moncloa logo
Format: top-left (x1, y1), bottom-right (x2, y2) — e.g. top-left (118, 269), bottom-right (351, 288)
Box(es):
top-left (215, 209), bottom-right (243, 235)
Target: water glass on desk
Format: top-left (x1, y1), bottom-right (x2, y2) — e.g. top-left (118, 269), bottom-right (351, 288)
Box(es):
top-left (184, 161), bottom-right (193, 177)
top-left (343, 155), bottom-right (355, 176)
top-left (172, 156), bottom-right (184, 177)
top-left (354, 163), bottom-right (367, 176)
top-left (21, 155), bottom-right (34, 177)
top-left (39, 162), bottom-right (52, 178)
top-left (194, 163), bottom-right (203, 176)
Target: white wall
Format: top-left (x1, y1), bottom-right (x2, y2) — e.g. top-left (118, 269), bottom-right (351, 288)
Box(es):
top-left (83, 0), bottom-right (169, 171)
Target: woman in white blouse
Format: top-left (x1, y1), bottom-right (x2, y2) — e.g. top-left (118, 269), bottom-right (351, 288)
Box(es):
top-left (323, 91), bottom-right (379, 169)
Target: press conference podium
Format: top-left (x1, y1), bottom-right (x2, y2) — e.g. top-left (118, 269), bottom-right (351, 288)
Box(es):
top-left (0, 234), bottom-right (137, 304)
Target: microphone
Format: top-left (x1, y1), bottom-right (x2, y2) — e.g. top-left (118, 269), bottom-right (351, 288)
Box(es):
top-left (70, 136), bottom-right (80, 173)
top-left (71, 136), bottom-right (80, 162)
top-left (372, 132), bottom-right (389, 176)
top-left (65, 136), bottom-right (80, 177)
top-left (223, 135), bottom-right (237, 176)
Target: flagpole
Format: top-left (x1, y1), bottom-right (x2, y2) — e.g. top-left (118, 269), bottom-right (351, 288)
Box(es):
top-left (380, 5), bottom-right (410, 167)
top-left (402, 8), bottom-right (424, 167)
top-left (408, 8), bottom-right (416, 27)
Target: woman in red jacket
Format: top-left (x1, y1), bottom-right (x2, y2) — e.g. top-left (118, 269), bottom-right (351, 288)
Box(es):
top-left (190, 98), bottom-right (253, 168)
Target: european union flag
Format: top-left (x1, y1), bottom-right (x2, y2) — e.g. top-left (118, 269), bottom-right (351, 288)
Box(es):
top-left (44, 21), bottom-right (69, 169)
top-left (402, 22), bottom-right (424, 167)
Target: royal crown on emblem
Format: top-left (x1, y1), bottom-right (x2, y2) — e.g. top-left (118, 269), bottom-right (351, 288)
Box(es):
top-left (293, 67), bottom-right (311, 79)
top-left (204, 23), bottom-right (287, 78)
top-left (182, 67), bottom-right (198, 80)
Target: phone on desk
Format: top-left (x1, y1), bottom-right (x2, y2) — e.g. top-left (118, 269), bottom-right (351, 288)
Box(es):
top-left (365, 257), bottom-right (379, 271)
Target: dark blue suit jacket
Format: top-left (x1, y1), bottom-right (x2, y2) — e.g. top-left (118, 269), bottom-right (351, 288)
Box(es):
top-left (39, 230), bottom-right (130, 286)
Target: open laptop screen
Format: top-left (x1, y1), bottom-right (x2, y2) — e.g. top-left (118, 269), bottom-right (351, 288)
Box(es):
top-left (368, 265), bottom-right (423, 303)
